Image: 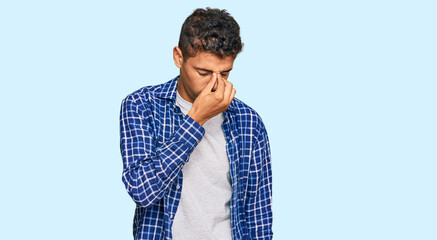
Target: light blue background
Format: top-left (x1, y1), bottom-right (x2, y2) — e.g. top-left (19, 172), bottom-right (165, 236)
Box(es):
top-left (1, 1), bottom-right (436, 239)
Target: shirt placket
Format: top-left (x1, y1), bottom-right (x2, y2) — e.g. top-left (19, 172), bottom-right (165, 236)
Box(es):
top-left (165, 102), bottom-right (185, 240)
top-left (223, 111), bottom-right (240, 240)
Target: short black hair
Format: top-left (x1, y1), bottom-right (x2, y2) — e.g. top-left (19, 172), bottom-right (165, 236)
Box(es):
top-left (178, 7), bottom-right (243, 61)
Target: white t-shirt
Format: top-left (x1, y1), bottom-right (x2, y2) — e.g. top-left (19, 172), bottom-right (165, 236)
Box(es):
top-left (172, 91), bottom-right (232, 240)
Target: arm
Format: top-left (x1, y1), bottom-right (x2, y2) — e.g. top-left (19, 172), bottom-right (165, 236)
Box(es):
top-left (246, 122), bottom-right (273, 239)
top-left (119, 94), bottom-right (204, 207)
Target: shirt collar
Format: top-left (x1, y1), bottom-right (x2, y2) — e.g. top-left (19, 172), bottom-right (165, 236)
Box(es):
top-left (155, 75), bottom-right (236, 112)
top-left (154, 76), bottom-right (179, 102)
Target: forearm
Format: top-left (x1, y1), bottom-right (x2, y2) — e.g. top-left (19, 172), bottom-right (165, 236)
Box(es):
top-left (246, 169), bottom-right (273, 239)
top-left (120, 96), bottom-right (204, 207)
top-left (246, 190), bottom-right (273, 239)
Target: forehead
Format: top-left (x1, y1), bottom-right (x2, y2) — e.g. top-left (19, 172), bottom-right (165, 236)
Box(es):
top-left (187, 51), bottom-right (235, 71)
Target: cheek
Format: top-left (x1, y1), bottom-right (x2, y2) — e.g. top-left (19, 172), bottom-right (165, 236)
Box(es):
top-left (197, 77), bottom-right (211, 92)
top-left (186, 73), bottom-right (208, 93)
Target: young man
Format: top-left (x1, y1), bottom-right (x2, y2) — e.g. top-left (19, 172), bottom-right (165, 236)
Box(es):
top-left (120, 8), bottom-right (273, 240)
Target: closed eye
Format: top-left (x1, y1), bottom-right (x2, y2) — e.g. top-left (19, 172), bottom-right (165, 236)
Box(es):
top-left (195, 67), bottom-right (232, 77)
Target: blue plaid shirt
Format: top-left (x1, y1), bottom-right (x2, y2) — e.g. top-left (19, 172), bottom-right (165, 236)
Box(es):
top-left (120, 76), bottom-right (273, 240)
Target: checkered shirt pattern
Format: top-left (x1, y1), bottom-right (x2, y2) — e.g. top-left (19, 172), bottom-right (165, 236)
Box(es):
top-left (120, 76), bottom-right (273, 240)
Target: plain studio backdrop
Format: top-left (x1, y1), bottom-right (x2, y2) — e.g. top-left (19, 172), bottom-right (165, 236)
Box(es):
top-left (0, 1), bottom-right (436, 239)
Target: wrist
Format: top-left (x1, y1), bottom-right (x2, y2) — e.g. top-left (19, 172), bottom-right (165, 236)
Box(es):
top-left (188, 108), bottom-right (207, 125)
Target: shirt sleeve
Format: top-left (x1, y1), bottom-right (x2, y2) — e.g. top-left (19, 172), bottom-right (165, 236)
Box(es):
top-left (119, 94), bottom-right (205, 207)
top-left (246, 120), bottom-right (273, 239)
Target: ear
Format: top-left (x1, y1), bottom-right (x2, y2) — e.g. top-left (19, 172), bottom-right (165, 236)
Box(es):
top-left (173, 46), bottom-right (184, 68)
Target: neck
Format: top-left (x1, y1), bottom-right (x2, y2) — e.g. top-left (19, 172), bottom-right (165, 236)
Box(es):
top-left (176, 75), bottom-right (195, 103)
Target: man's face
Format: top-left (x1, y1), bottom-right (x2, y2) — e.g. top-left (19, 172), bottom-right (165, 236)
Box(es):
top-left (174, 48), bottom-right (235, 103)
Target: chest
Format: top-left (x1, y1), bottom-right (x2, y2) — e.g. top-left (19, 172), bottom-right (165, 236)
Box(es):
top-left (150, 100), bottom-right (254, 188)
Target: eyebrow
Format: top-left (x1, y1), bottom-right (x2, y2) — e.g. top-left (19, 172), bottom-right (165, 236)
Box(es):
top-left (194, 67), bottom-right (233, 73)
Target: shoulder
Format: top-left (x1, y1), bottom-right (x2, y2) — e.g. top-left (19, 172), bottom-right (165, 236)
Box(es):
top-left (122, 84), bottom-right (160, 103)
top-left (231, 98), bottom-right (268, 137)
top-left (121, 78), bottom-right (176, 108)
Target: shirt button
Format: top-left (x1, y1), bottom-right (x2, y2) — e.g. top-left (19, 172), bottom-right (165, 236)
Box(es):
top-left (170, 214), bottom-right (174, 219)
top-left (176, 185), bottom-right (180, 189)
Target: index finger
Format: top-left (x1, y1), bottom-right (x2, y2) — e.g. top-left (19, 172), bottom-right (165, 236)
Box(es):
top-left (215, 73), bottom-right (226, 93)
top-left (204, 72), bottom-right (218, 93)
